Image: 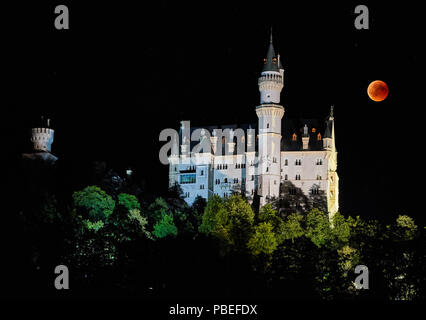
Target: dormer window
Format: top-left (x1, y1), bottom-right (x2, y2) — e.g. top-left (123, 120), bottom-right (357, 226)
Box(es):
top-left (292, 133), bottom-right (297, 141)
top-left (317, 133), bottom-right (322, 141)
top-left (312, 128), bottom-right (316, 133)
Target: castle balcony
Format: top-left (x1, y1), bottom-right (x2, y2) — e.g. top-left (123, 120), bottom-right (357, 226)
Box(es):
top-left (258, 73), bottom-right (283, 85)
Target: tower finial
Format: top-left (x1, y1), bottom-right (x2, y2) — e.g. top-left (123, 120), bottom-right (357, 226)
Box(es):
top-left (330, 105), bottom-right (334, 118)
top-left (270, 26), bottom-right (273, 43)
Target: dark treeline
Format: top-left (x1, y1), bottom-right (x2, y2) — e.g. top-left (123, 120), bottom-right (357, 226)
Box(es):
top-left (2, 157), bottom-right (426, 301)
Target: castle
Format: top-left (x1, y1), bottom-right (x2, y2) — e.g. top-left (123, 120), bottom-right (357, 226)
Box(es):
top-left (168, 33), bottom-right (339, 216)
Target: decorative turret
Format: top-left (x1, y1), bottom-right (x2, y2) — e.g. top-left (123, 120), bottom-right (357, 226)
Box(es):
top-left (31, 116), bottom-right (54, 152)
top-left (258, 29), bottom-right (284, 104)
top-left (302, 124), bottom-right (310, 150)
top-left (22, 116), bottom-right (58, 163)
top-left (323, 106), bottom-right (335, 151)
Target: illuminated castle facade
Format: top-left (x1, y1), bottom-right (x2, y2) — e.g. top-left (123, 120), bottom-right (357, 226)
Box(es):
top-left (168, 34), bottom-right (339, 216)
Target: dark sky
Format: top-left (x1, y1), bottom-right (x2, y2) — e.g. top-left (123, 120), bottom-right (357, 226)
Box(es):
top-left (3, 1), bottom-right (425, 223)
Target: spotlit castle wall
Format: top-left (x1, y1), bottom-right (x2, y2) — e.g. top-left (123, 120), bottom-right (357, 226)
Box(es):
top-left (168, 33), bottom-right (339, 217)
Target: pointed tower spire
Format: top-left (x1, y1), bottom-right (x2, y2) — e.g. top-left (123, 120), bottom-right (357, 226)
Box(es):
top-left (324, 105), bottom-right (335, 137)
top-left (262, 28), bottom-right (279, 72)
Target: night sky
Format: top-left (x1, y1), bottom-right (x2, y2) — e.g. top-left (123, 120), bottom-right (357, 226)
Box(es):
top-left (3, 1), bottom-right (425, 223)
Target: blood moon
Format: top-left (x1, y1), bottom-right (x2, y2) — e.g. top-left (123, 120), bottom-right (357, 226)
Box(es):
top-left (367, 80), bottom-right (389, 102)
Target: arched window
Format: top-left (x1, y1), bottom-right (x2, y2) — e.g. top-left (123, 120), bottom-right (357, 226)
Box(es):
top-left (292, 133), bottom-right (297, 141)
top-left (312, 128), bottom-right (316, 133)
top-left (317, 133), bottom-right (322, 141)
top-left (284, 174), bottom-right (288, 180)
top-left (267, 123), bottom-right (270, 128)
top-left (284, 159), bottom-right (288, 166)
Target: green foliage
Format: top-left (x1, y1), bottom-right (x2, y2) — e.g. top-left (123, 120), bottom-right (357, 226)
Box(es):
top-left (305, 208), bottom-right (332, 248)
top-left (153, 213), bottom-right (178, 239)
top-left (200, 194), bottom-right (255, 253)
top-left (146, 197), bottom-right (170, 226)
top-left (82, 219), bottom-right (104, 232)
top-left (330, 212), bottom-right (351, 249)
top-left (395, 215), bottom-right (418, 241)
top-left (72, 186), bottom-right (115, 222)
top-left (280, 213), bottom-right (305, 243)
top-left (191, 196), bottom-right (207, 229)
top-left (199, 195), bottom-right (225, 234)
top-left (117, 193), bottom-right (141, 211)
top-left (247, 222), bottom-right (278, 256)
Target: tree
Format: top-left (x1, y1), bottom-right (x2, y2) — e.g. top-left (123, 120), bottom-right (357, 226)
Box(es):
top-left (395, 215), bottom-right (418, 241)
top-left (330, 212), bottom-right (351, 249)
top-left (72, 186), bottom-right (115, 222)
top-left (146, 197), bottom-right (170, 227)
top-left (280, 213), bottom-right (305, 243)
top-left (305, 208), bottom-right (332, 248)
top-left (191, 196), bottom-right (207, 230)
top-left (153, 213), bottom-right (178, 239)
top-left (199, 195), bottom-right (225, 234)
top-left (117, 193), bottom-right (141, 211)
top-left (247, 222), bottom-right (278, 256)
top-left (200, 194), bottom-right (255, 253)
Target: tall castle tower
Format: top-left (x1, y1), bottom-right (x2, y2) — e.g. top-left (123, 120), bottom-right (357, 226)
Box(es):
top-left (256, 32), bottom-right (285, 205)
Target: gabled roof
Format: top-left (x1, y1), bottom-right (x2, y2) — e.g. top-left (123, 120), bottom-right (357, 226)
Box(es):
top-left (281, 118), bottom-right (326, 151)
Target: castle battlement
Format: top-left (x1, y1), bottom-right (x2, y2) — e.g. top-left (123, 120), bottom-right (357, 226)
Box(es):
top-left (31, 125), bottom-right (54, 152)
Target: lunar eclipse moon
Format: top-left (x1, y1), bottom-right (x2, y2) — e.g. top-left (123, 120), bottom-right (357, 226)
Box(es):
top-left (367, 80), bottom-right (389, 102)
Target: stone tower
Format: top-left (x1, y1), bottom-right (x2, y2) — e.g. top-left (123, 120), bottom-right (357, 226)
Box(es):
top-left (256, 31), bottom-right (285, 206)
top-left (22, 116), bottom-right (58, 163)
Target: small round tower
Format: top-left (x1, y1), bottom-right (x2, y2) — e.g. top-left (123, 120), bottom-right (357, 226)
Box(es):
top-left (31, 117), bottom-right (54, 152)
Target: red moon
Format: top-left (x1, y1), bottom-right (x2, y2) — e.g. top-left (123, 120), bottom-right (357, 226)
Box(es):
top-left (367, 80), bottom-right (389, 102)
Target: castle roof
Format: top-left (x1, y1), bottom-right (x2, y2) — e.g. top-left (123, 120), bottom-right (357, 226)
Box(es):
top-left (179, 117), bottom-right (332, 155)
top-left (281, 118), bottom-right (326, 151)
top-left (262, 32), bottom-right (280, 73)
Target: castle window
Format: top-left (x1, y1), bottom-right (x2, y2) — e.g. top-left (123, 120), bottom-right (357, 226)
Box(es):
top-left (284, 174), bottom-right (288, 180)
top-left (295, 174), bottom-right (301, 180)
top-left (311, 187), bottom-right (320, 195)
top-left (317, 175), bottom-right (322, 180)
top-left (292, 133), bottom-right (297, 141)
top-left (273, 157), bottom-right (277, 163)
top-left (200, 170), bottom-right (204, 176)
top-left (267, 123), bottom-right (270, 128)
top-left (224, 178), bottom-right (228, 183)
top-left (316, 159), bottom-right (323, 165)
top-left (312, 128), bottom-right (316, 133)
top-left (295, 159), bottom-right (301, 166)
top-left (251, 175), bottom-right (254, 181)
top-left (200, 184), bottom-right (204, 189)
top-left (317, 133), bottom-right (322, 141)
top-left (266, 167), bottom-right (269, 172)
top-left (180, 174), bottom-right (196, 184)
top-left (284, 159), bottom-right (288, 166)
top-left (274, 180), bottom-right (277, 185)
